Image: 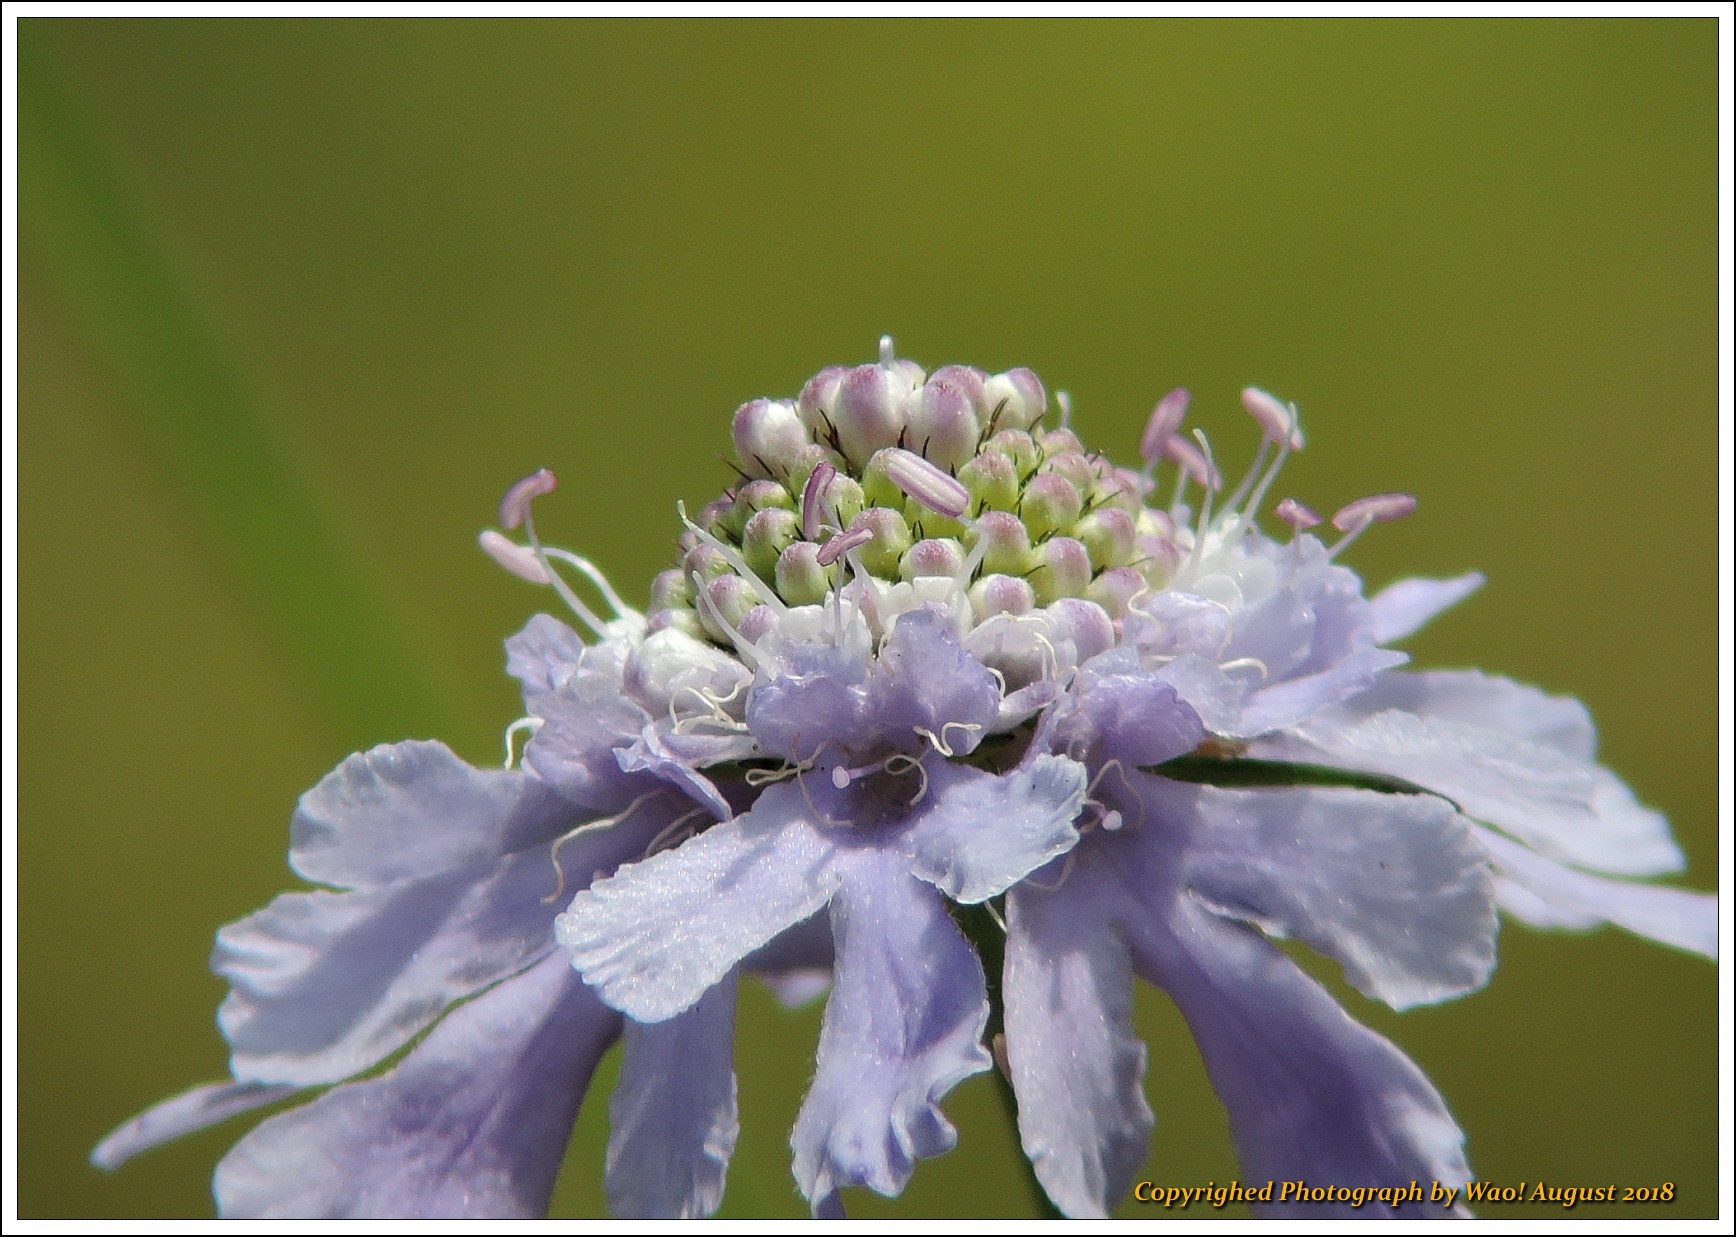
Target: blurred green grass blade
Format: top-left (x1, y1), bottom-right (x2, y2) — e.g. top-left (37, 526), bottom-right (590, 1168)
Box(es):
top-left (19, 38), bottom-right (461, 750)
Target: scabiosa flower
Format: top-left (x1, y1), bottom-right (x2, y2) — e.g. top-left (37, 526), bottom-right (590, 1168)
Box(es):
top-left (95, 339), bottom-right (1716, 1219)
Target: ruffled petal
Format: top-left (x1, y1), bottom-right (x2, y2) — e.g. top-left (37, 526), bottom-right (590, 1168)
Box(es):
top-left (791, 849), bottom-right (992, 1213)
top-left (1131, 900), bottom-right (1470, 1217)
top-left (745, 910), bottom-right (835, 1007)
top-left (745, 640), bottom-right (872, 763)
top-left (218, 788), bottom-right (660, 1086)
top-left (1058, 648), bottom-right (1206, 767)
top-left (505, 612), bottom-right (589, 698)
top-left (1004, 855), bottom-right (1152, 1218)
top-left (1234, 645), bottom-right (1408, 737)
top-left (1337, 668), bottom-right (1596, 760)
top-left (522, 670), bottom-right (655, 813)
top-left (902, 756), bottom-right (1088, 904)
top-left (556, 780), bottom-right (843, 1022)
top-left (1367, 572), bottom-right (1484, 644)
top-left (1477, 827), bottom-right (1717, 958)
top-left (289, 741), bottom-right (570, 890)
top-left (1257, 708), bottom-right (1683, 876)
top-left (606, 974), bottom-right (740, 1218)
top-left (92, 1080), bottom-right (298, 1171)
top-left (614, 726), bottom-right (739, 822)
top-left (1159, 779), bottom-right (1497, 1009)
top-left (866, 608), bottom-right (1001, 754)
top-left (213, 953), bottom-right (621, 1218)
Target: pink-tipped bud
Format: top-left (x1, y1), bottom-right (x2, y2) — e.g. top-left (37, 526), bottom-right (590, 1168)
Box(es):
top-left (731, 399), bottom-right (808, 479)
top-left (815, 526), bottom-right (873, 567)
top-left (498, 468), bottom-right (556, 530)
top-left (1274, 497), bottom-right (1322, 531)
top-left (1331, 492), bottom-right (1417, 531)
top-left (801, 460), bottom-right (837, 541)
top-left (969, 573), bottom-right (1037, 620)
top-left (478, 530), bottom-right (551, 584)
top-left (983, 368), bottom-right (1047, 432)
top-left (880, 447), bottom-right (970, 519)
top-left (928, 364), bottom-right (990, 415)
top-left (1163, 436), bottom-right (1222, 490)
top-left (1139, 388), bottom-right (1190, 463)
top-left (796, 365), bottom-right (850, 438)
top-left (833, 364), bottom-right (908, 467)
top-left (902, 379), bottom-right (981, 470)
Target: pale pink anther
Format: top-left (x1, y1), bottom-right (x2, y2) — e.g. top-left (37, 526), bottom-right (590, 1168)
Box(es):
top-left (1331, 492), bottom-right (1417, 531)
top-left (815, 526), bottom-right (873, 567)
top-left (881, 447), bottom-right (970, 519)
top-left (801, 461), bottom-right (836, 541)
top-left (1139, 388), bottom-right (1190, 463)
top-left (498, 468), bottom-right (556, 530)
top-left (1240, 386), bottom-right (1297, 447)
top-left (1163, 435), bottom-right (1222, 490)
top-left (1274, 497), bottom-right (1322, 531)
top-left (477, 530), bottom-right (552, 584)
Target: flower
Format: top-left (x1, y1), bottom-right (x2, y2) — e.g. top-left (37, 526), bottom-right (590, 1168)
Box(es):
top-left (96, 339), bottom-right (1716, 1218)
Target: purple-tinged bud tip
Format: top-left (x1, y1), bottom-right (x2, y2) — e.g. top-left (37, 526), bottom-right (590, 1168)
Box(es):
top-left (881, 447), bottom-right (970, 519)
top-left (498, 468), bottom-right (557, 530)
top-left (802, 461), bottom-right (837, 541)
top-left (1331, 492), bottom-right (1416, 531)
top-left (1274, 497), bottom-right (1322, 531)
top-left (478, 530), bottom-right (551, 584)
top-left (1139, 388), bottom-right (1190, 463)
top-left (816, 526), bottom-right (873, 567)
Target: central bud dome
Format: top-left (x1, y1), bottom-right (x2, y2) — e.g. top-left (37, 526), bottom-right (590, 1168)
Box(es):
top-left (647, 339), bottom-right (1177, 650)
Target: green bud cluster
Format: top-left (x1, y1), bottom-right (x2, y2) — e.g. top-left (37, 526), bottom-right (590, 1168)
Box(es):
top-left (647, 360), bottom-right (1184, 647)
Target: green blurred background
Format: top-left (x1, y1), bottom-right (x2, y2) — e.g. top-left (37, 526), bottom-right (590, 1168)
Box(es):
top-left (17, 18), bottom-right (1718, 1219)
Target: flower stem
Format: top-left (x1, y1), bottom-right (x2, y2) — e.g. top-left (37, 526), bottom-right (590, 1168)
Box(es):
top-left (951, 898), bottom-right (1064, 1220)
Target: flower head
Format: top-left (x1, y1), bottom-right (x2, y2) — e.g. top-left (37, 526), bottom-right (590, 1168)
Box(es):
top-left (97, 339), bottom-right (1716, 1218)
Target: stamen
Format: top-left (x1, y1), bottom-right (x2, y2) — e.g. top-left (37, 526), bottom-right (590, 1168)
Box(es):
top-left (815, 525), bottom-right (871, 567)
top-left (802, 461), bottom-right (836, 541)
top-left (478, 530), bottom-right (552, 585)
top-left (1274, 496), bottom-right (1321, 534)
top-left (536, 547), bottom-right (642, 624)
top-left (1238, 399), bottom-right (1302, 525)
top-left (880, 447), bottom-right (970, 519)
top-left (1329, 491), bottom-right (1417, 559)
top-left (1056, 390), bottom-right (1072, 429)
top-left (879, 334), bottom-right (896, 368)
top-left (1180, 429), bottom-right (1220, 577)
top-left (641, 808), bottom-right (710, 860)
top-left (502, 716), bottom-right (543, 769)
top-left (677, 501), bottom-right (788, 615)
top-left (691, 570), bottom-right (765, 670)
top-left (913, 721), bottom-right (984, 758)
top-left (1218, 655), bottom-right (1270, 680)
top-left (981, 900), bottom-right (1009, 933)
top-left (498, 468), bottom-right (556, 530)
top-left (541, 789), bottom-right (666, 903)
top-left (1240, 386), bottom-right (1293, 445)
top-left (1139, 388), bottom-right (1190, 474)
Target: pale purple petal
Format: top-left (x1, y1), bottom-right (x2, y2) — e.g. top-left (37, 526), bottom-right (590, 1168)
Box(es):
top-left (614, 727), bottom-right (738, 822)
top-left (1340, 668), bottom-right (1595, 760)
top-left (289, 741), bottom-right (569, 890)
top-left (791, 849), bottom-right (992, 1213)
top-left (745, 910), bottom-right (835, 1007)
top-left (868, 609), bottom-right (1001, 754)
top-left (1056, 648), bottom-right (1205, 767)
top-left (902, 756), bottom-right (1088, 904)
top-left (522, 672), bottom-right (656, 813)
top-left (1233, 645), bottom-right (1409, 737)
top-left (1131, 901), bottom-right (1470, 1217)
top-left (1477, 827), bottom-right (1716, 958)
top-left (1368, 573), bottom-right (1485, 644)
top-left (557, 781), bottom-right (843, 1022)
top-left (1160, 780), bottom-right (1497, 1009)
top-left (92, 1080), bottom-right (298, 1171)
top-left (218, 782), bottom-right (658, 1086)
top-left (1004, 863), bottom-right (1152, 1218)
top-left (1257, 708), bottom-right (1683, 876)
top-left (745, 641), bottom-right (872, 763)
top-left (606, 975), bottom-right (740, 1218)
top-left (213, 953), bottom-right (621, 1218)
top-left (504, 612), bottom-right (588, 698)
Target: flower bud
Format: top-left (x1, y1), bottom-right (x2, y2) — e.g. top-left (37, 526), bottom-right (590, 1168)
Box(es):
top-left (983, 367), bottom-right (1046, 431)
top-left (796, 365), bottom-right (849, 440)
top-left (698, 574), bottom-right (757, 640)
top-left (1037, 427), bottom-right (1084, 458)
top-left (969, 573), bottom-right (1036, 621)
top-left (647, 607), bottom-right (706, 641)
top-left (741, 507), bottom-right (800, 582)
top-left (1084, 565), bottom-right (1146, 619)
top-left (682, 542), bottom-right (732, 584)
top-left (1030, 536), bottom-right (1091, 604)
top-left (649, 568), bottom-right (694, 612)
top-left (968, 510), bottom-right (1033, 577)
top-left (899, 537), bottom-right (966, 581)
top-left (844, 506), bottom-right (913, 578)
top-left (727, 479), bottom-right (793, 537)
top-left (731, 399), bottom-right (809, 480)
top-left (1075, 507), bottom-right (1137, 571)
top-left (738, 604), bottom-right (780, 644)
top-left (1139, 388), bottom-right (1190, 464)
top-left (781, 442), bottom-right (847, 505)
top-left (775, 541), bottom-right (837, 605)
top-left (986, 429), bottom-right (1040, 480)
top-left (1021, 472), bottom-right (1083, 541)
top-left (1046, 597), bottom-right (1115, 661)
top-left (902, 379), bottom-right (982, 471)
top-left (957, 449), bottom-right (1020, 513)
top-left (928, 364), bottom-right (990, 415)
top-left (1042, 450), bottom-right (1098, 495)
top-left (833, 364), bottom-right (907, 468)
